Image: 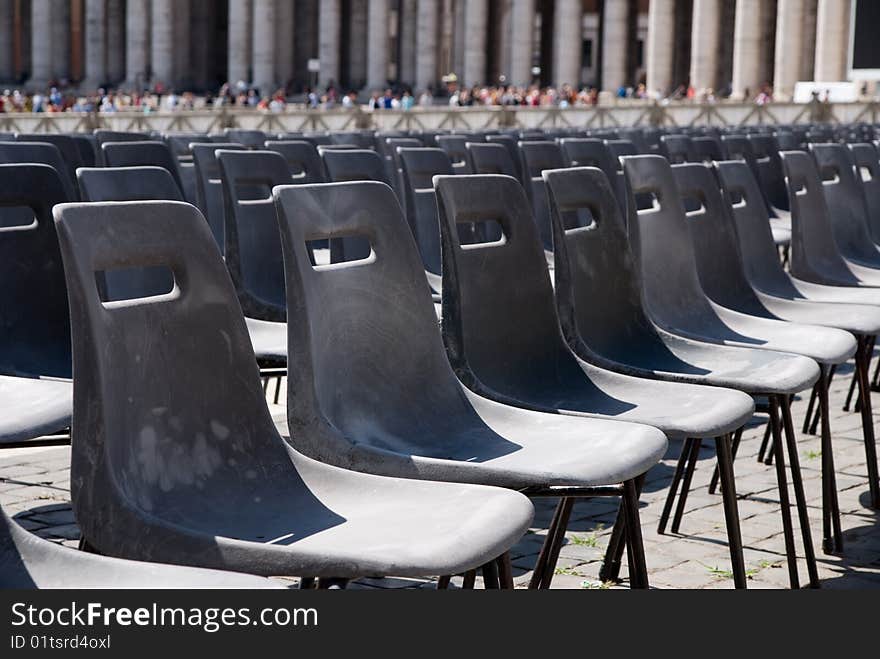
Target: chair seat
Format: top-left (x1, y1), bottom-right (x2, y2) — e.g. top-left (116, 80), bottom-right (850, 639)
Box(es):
top-left (2, 513), bottom-right (283, 589)
top-left (770, 223), bottom-right (791, 247)
top-left (0, 376), bottom-right (71, 444)
top-left (99, 449), bottom-right (534, 580)
top-left (245, 318), bottom-right (287, 363)
top-left (755, 291), bottom-right (880, 336)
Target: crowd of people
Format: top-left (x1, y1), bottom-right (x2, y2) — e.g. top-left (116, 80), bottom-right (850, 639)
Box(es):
top-left (0, 76), bottom-right (848, 114)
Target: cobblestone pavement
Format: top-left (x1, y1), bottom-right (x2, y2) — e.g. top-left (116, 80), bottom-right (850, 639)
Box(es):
top-left (3, 366), bottom-right (879, 589)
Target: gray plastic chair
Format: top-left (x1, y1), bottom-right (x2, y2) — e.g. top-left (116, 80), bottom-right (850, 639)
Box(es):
top-left (263, 140), bottom-right (327, 184)
top-left (0, 142), bottom-right (79, 202)
top-left (436, 135), bottom-right (473, 174)
top-left (53, 199), bottom-right (532, 582)
top-left (101, 140), bottom-right (184, 196)
top-left (621, 155), bottom-right (828, 586)
top-left (0, 164), bottom-right (73, 443)
top-left (78, 166), bottom-right (183, 203)
top-left (274, 180), bottom-right (667, 588)
top-left (398, 147), bottom-right (454, 293)
top-left (674, 161), bottom-right (880, 551)
top-left (780, 149), bottom-right (880, 287)
top-left (660, 134), bottom-right (694, 164)
top-left (191, 142), bottom-right (247, 251)
top-left (15, 133), bottom-right (82, 184)
top-left (217, 150), bottom-right (290, 322)
top-left (329, 131), bottom-right (375, 149)
top-left (224, 128), bottom-right (268, 148)
top-left (519, 141), bottom-right (566, 255)
top-left (810, 143), bottom-right (880, 270)
top-left (558, 138), bottom-right (628, 213)
top-left (93, 130), bottom-right (149, 165)
top-left (849, 143), bottom-right (880, 244)
top-left (542, 166), bottom-right (826, 587)
top-left (749, 134), bottom-right (791, 214)
top-left (1, 505), bottom-right (283, 589)
top-left (691, 136), bottom-right (724, 163)
top-left (433, 173), bottom-right (762, 585)
top-left (466, 141), bottom-right (518, 178)
top-left (485, 134), bottom-right (526, 185)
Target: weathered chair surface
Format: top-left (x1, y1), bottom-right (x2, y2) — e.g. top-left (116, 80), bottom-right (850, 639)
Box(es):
top-left (434, 174), bottom-right (755, 440)
top-left (543, 166), bottom-right (824, 395)
top-left (274, 180), bottom-right (667, 487)
top-left (0, 376), bottom-right (71, 444)
top-left (224, 129), bottom-right (268, 148)
top-left (101, 140), bottom-right (184, 194)
top-left (54, 200), bottom-right (531, 578)
top-left (849, 143), bottom-right (880, 245)
top-left (621, 155), bottom-right (848, 369)
top-left (1, 506), bottom-right (283, 589)
top-left (263, 140), bottom-right (328, 184)
top-left (191, 142), bottom-right (247, 251)
top-left (0, 141), bottom-right (79, 201)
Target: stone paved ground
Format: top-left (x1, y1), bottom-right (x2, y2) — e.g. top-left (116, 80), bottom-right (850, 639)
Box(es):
top-left (3, 366), bottom-right (879, 589)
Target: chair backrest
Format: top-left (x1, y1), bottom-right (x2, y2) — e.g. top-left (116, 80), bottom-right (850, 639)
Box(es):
top-left (70, 134), bottom-right (98, 168)
top-left (780, 149), bottom-right (861, 284)
top-left (191, 142), bottom-right (246, 251)
top-left (263, 140), bottom-right (327, 184)
top-left (274, 181), bottom-right (475, 458)
top-left (621, 155), bottom-right (719, 328)
top-left (15, 133), bottom-right (82, 183)
top-left (0, 164), bottom-right (71, 379)
top-left (163, 133), bottom-right (212, 159)
top-left (558, 138), bottom-right (628, 213)
top-left (0, 142), bottom-right (79, 201)
top-left (810, 142), bottom-right (878, 264)
top-left (94, 130), bottom-right (150, 165)
top-left (53, 200), bottom-right (287, 551)
top-left (329, 131), bottom-right (375, 149)
top-left (466, 142), bottom-right (517, 177)
top-left (519, 140), bottom-right (566, 251)
top-left (775, 131), bottom-right (801, 150)
top-left (849, 142), bottom-right (880, 244)
top-left (660, 134), bottom-right (694, 164)
top-left (715, 159), bottom-right (797, 295)
top-left (434, 174), bottom-right (576, 395)
top-left (297, 133), bottom-right (333, 147)
top-left (671, 162), bottom-right (766, 315)
top-left (543, 166), bottom-right (659, 362)
top-left (748, 134), bottom-right (790, 211)
top-left (690, 136), bottom-right (723, 163)
top-left (321, 148), bottom-right (389, 184)
top-left (223, 128), bottom-right (267, 148)
top-left (485, 134), bottom-right (526, 185)
top-left (101, 140), bottom-right (184, 194)
top-left (436, 135), bottom-right (473, 174)
top-left (605, 139), bottom-right (638, 166)
top-left (398, 147), bottom-right (454, 275)
top-left (217, 149), bottom-right (290, 320)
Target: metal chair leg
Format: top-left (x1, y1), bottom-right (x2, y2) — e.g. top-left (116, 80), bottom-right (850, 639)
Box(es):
top-left (709, 426), bottom-right (743, 495)
top-left (816, 363), bottom-right (843, 553)
top-left (671, 438), bottom-right (702, 535)
top-left (777, 396), bottom-right (820, 588)
top-left (529, 497), bottom-right (574, 589)
top-left (481, 559), bottom-right (500, 589)
top-left (497, 553), bottom-right (514, 589)
top-left (436, 575), bottom-right (452, 590)
top-left (714, 434), bottom-right (748, 589)
top-left (622, 479), bottom-right (649, 589)
top-left (299, 577), bottom-right (316, 590)
top-left (768, 395), bottom-right (801, 589)
top-left (855, 336), bottom-right (880, 510)
top-left (758, 420), bottom-right (773, 463)
top-left (658, 439), bottom-right (693, 534)
top-left (461, 570), bottom-right (477, 589)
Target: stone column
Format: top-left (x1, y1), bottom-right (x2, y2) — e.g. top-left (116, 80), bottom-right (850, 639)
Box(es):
top-left (463, 0), bottom-right (488, 86)
top-left (689, 0), bottom-right (721, 93)
top-left (496, 0), bottom-right (512, 83)
top-left (814, 0), bottom-right (851, 82)
top-left (275, 0), bottom-right (295, 88)
top-left (554, 0), bottom-right (581, 87)
top-left (106, 0), bottom-right (125, 83)
top-left (416, 0), bottom-right (438, 92)
top-left (731, 0), bottom-right (764, 99)
top-left (151, 0), bottom-right (175, 86)
top-left (81, 0), bottom-right (106, 90)
top-left (51, 0), bottom-right (70, 81)
top-left (29, 0), bottom-right (52, 87)
top-left (799, 0), bottom-right (817, 82)
top-left (125, 0), bottom-right (150, 88)
top-left (367, 0), bottom-right (389, 90)
top-left (400, 0), bottom-right (417, 86)
top-left (773, 0), bottom-right (805, 100)
top-left (646, 0), bottom-right (675, 96)
top-left (0, 0), bottom-right (15, 82)
top-left (601, 0), bottom-right (628, 92)
top-left (318, 0), bottom-right (341, 88)
top-left (174, 0), bottom-right (191, 89)
top-left (510, 0), bottom-right (534, 87)
top-left (228, 0), bottom-right (252, 85)
top-left (252, 0), bottom-right (277, 93)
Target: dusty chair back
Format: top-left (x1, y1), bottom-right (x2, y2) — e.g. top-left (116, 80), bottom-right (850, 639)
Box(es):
top-left (101, 140), bottom-right (184, 196)
top-left (191, 142), bottom-right (247, 251)
top-left (849, 143), bottom-right (880, 244)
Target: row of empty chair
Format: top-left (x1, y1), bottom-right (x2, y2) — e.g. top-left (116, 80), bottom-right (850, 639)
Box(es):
top-left (2, 121), bottom-right (880, 589)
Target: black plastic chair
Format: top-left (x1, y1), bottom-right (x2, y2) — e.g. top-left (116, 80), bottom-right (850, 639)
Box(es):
top-left (54, 199), bottom-right (532, 583)
top-left (690, 136), bottom-right (724, 163)
top-left (0, 142), bottom-right (79, 201)
top-left (69, 134), bottom-right (97, 168)
top-left (485, 134), bottom-right (526, 186)
top-left (849, 143), bottom-right (880, 244)
top-left (434, 173), bottom-right (759, 585)
top-left (263, 140), bottom-right (328, 184)
top-left (101, 140), bottom-right (184, 196)
top-left (191, 142), bottom-right (247, 251)
top-left (0, 164), bottom-right (73, 443)
top-left (465, 142), bottom-right (518, 178)
top-left (519, 140), bottom-right (566, 255)
top-left (93, 130), bottom-right (150, 165)
top-left (436, 135), bottom-right (473, 174)
top-left (217, 150), bottom-right (290, 322)
top-left (274, 180), bottom-right (668, 589)
top-left (15, 133), bottom-right (82, 185)
top-left (224, 128), bottom-right (268, 148)
top-left (621, 155), bottom-right (825, 587)
top-left (659, 134), bottom-right (694, 164)
top-left (558, 138), bottom-right (628, 213)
